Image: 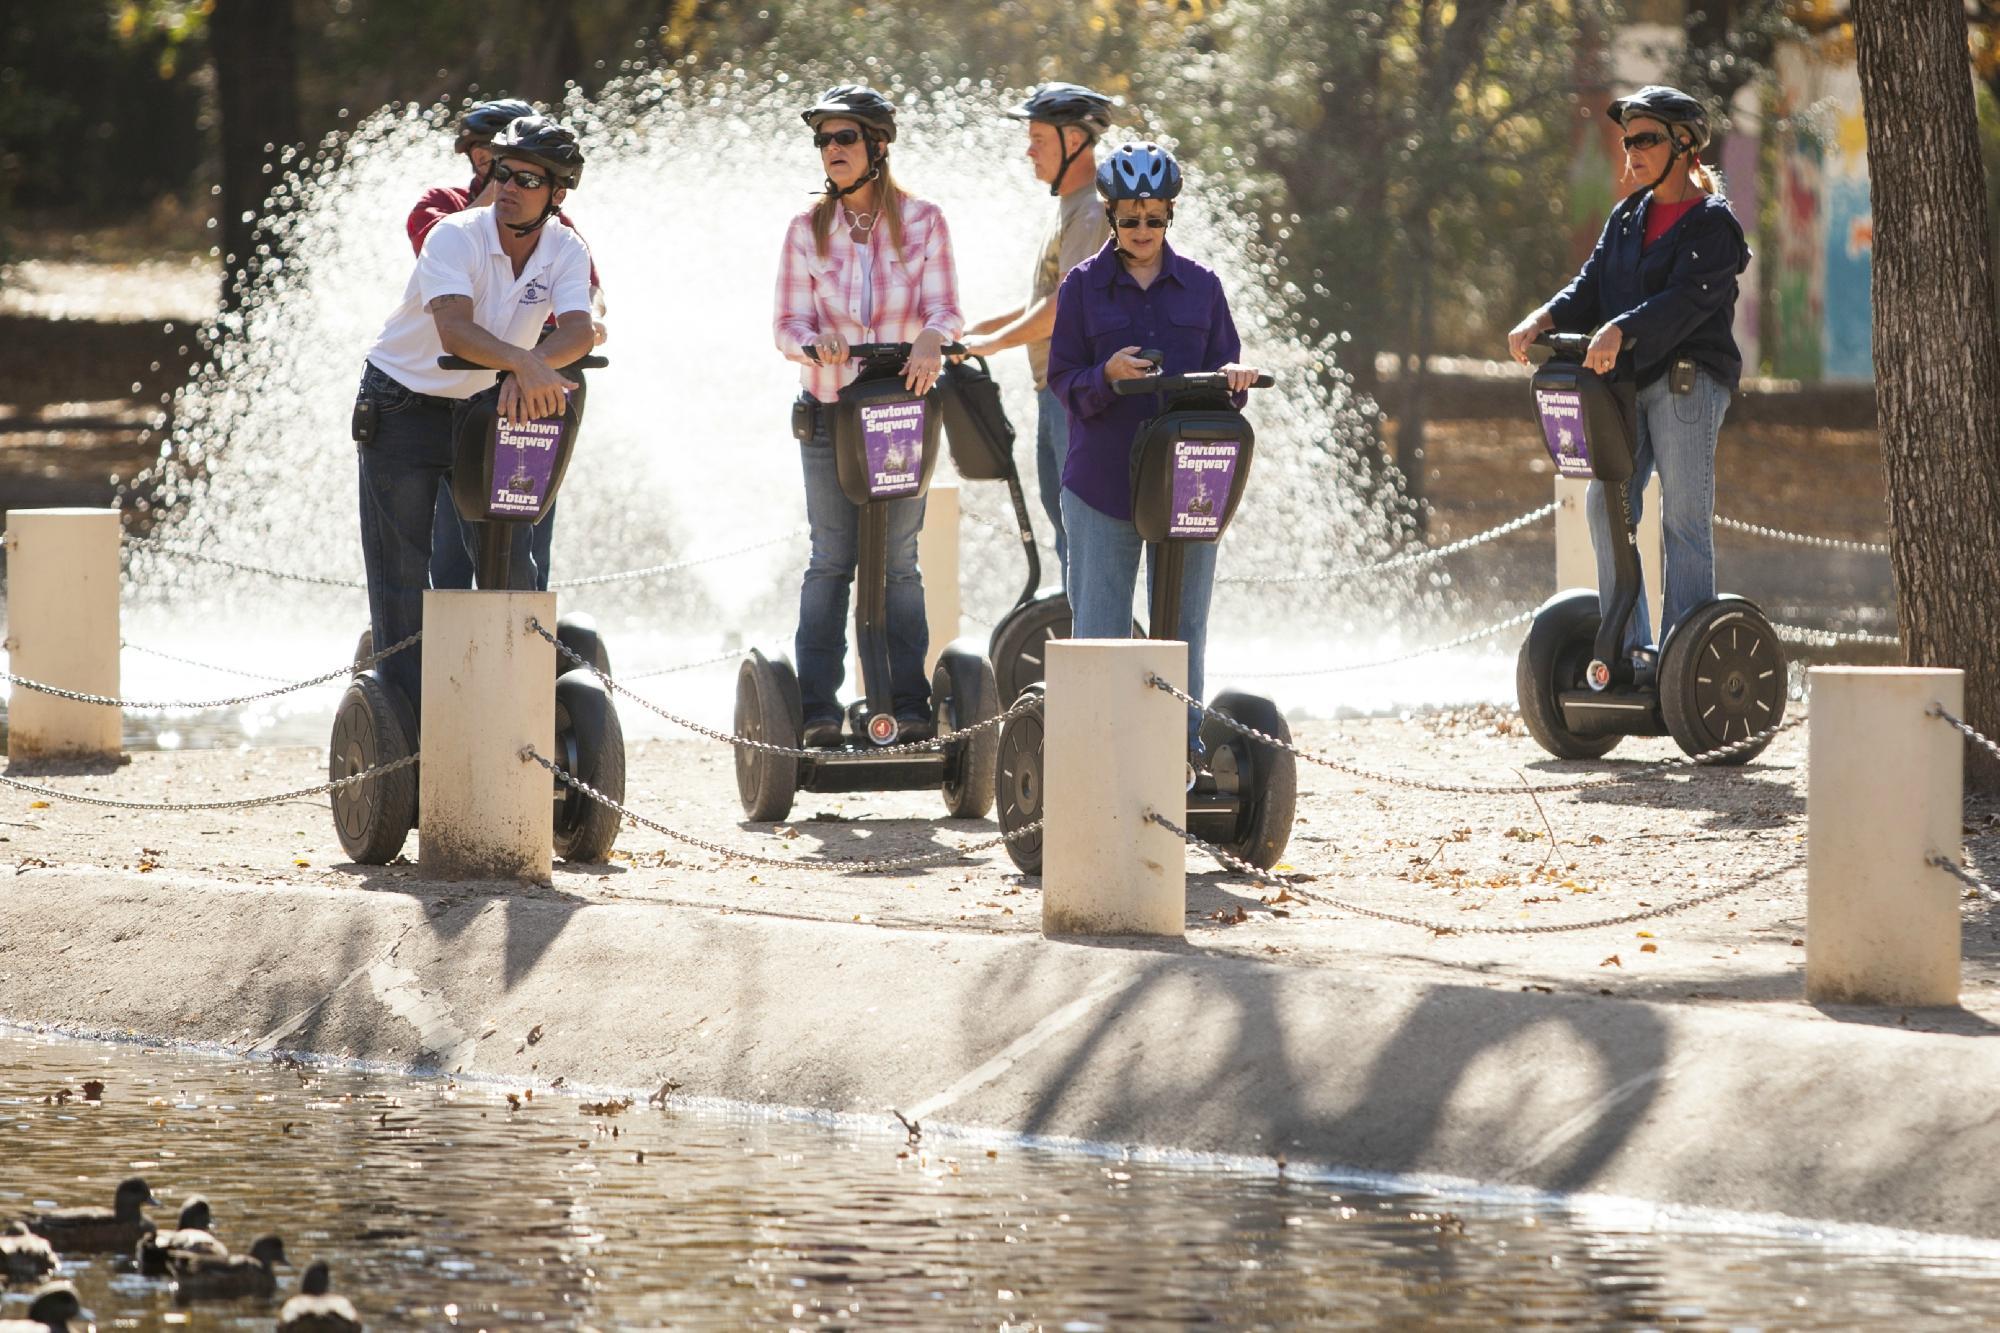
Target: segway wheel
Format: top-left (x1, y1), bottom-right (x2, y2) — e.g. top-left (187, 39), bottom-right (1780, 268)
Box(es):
top-left (934, 646), bottom-right (999, 819)
top-left (989, 595), bottom-right (1070, 704)
top-left (556, 612), bottom-right (612, 678)
top-left (328, 672), bottom-right (417, 865)
top-left (1659, 598), bottom-right (1787, 764)
top-left (735, 653), bottom-right (800, 822)
top-left (996, 684), bottom-right (1046, 874)
top-left (351, 626), bottom-right (374, 675)
top-left (552, 668), bottom-right (625, 862)
top-left (1200, 691), bottom-right (1298, 870)
top-left (1516, 592), bottom-right (1624, 760)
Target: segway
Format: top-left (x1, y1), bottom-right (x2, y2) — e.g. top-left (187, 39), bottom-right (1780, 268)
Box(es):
top-left (994, 362), bottom-right (1297, 875)
top-left (735, 342), bottom-right (1001, 824)
top-left (1516, 332), bottom-right (1785, 761)
top-left (330, 353), bottom-right (625, 865)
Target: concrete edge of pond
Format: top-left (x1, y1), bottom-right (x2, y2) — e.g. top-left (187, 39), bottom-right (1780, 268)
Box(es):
top-left (5, 867), bottom-right (1994, 1241)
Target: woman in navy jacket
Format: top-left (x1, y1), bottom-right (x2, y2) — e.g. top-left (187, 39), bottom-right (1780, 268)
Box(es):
top-left (1507, 85), bottom-right (1751, 675)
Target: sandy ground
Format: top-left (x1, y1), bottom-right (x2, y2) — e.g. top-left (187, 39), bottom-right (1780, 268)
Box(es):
top-left (14, 702), bottom-right (1999, 1032)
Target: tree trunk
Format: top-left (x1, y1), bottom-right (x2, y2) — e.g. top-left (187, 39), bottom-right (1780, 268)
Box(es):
top-left (1853, 0), bottom-right (2000, 789)
top-left (209, 0), bottom-right (300, 311)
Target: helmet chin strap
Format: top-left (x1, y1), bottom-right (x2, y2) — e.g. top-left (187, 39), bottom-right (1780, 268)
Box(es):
top-left (1642, 132), bottom-right (1689, 196)
top-left (1049, 128), bottom-right (1090, 197)
top-left (825, 141), bottom-right (885, 200)
top-left (505, 197), bottom-right (559, 238)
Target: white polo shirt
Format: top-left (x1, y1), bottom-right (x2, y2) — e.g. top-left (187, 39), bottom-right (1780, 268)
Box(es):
top-left (364, 206), bottom-right (593, 399)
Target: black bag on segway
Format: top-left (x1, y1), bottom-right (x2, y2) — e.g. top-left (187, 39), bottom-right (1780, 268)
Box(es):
top-left (1127, 388), bottom-right (1256, 545)
top-left (937, 356), bottom-right (1016, 481)
top-left (830, 370), bottom-right (942, 506)
top-left (446, 376), bottom-right (588, 526)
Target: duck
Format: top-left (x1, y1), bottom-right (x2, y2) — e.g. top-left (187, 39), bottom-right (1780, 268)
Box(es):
top-left (0, 1223), bottom-right (57, 1284)
top-left (278, 1260), bottom-right (363, 1332)
top-left (171, 1233), bottom-right (287, 1302)
top-left (136, 1196), bottom-right (224, 1276)
top-left (22, 1177), bottom-right (156, 1254)
top-left (0, 1281), bottom-right (83, 1331)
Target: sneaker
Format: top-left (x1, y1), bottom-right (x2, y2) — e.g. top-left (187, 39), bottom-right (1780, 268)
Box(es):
top-left (895, 715), bottom-right (935, 743)
top-left (802, 718), bottom-right (844, 748)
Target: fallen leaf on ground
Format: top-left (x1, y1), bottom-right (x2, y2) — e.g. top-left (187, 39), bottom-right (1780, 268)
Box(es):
top-left (1600, 954), bottom-right (1623, 968)
top-left (1640, 943), bottom-right (1658, 954)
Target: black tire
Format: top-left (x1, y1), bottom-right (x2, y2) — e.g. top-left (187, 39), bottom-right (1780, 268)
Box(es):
top-left (351, 626), bottom-right (374, 675)
top-left (934, 646), bottom-right (999, 819)
top-left (735, 652), bottom-right (799, 822)
top-left (556, 612), bottom-right (612, 678)
top-left (1659, 597), bottom-right (1787, 763)
top-left (553, 668), bottom-right (625, 862)
top-left (329, 672), bottom-right (417, 865)
top-left (996, 685), bottom-right (1046, 874)
top-left (1200, 691), bottom-right (1298, 870)
top-left (1515, 592), bottom-right (1624, 760)
top-left (989, 595), bottom-right (1070, 704)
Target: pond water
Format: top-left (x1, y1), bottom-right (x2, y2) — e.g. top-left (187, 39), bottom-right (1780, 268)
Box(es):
top-left (4, 1028), bottom-right (1998, 1330)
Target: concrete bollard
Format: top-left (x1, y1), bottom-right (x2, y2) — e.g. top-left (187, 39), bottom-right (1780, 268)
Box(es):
top-left (1554, 476), bottom-right (1663, 634)
top-left (5, 509), bottom-right (122, 763)
top-left (419, 590), bottom-right (555, 884)
top-left (1807, 666), bottom-right (1963, 1007)
top-left (1043, 638), bottom-right (1186, 938)
top-left (919, 482), bottom-right (961, 675)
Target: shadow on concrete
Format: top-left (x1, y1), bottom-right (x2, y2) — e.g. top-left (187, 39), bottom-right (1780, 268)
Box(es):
top-left (752, 813), bottom-right (996, 868)
top-left (330, 861), bottom-right (591, 990)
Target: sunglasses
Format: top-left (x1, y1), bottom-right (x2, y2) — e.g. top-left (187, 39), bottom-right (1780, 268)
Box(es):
top-left (1620, 131), bottom-right (1669, 152)
top-left (1113, 216), bottom-right (1169, 230)
top-left (489, 160), bottom-right (552, 191)
top-left (813, 128), bottom-right (863, 149)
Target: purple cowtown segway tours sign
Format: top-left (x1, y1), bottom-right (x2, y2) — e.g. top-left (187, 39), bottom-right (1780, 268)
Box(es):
top-left (860, 399), bottom-right (926, 498)
top-left (490, 415), bottom-right (564, 518)
top-left (1169, 439), bottom-right (1240, 540)
top-left (1535, 389), bottom-right (1593, 479)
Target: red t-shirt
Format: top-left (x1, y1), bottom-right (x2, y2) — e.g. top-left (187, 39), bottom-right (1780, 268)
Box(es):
top-left (407, 176), bottom-right (602, 290)
top-left (1643, 196), bottom-right (1700, 250)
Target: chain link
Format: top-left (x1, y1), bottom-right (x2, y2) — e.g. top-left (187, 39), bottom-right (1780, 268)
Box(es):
top-left (1218, 503), bottom-right (1556, 586)
top-left (617, 646), bottom-right (761, 681)
top-left (1215, 610), bottom-right (1534, 679)
top-left (547, 527), bottom-right (807, 590)
top-left (121, 640), bottom-right (303, 684)
top-left (1930, 852), bottom-right (2000, 904)
top-left (126, 537), bottom-right (368, 589)
top-left (1148, 673), bottom-right (1799, 796)
top-left (520, 746), bottom-right (1039, 872)
top-left (529, 618), bottom-right (1032, 759)
top-left (1932, 704), bottom-right (2000, 767)
top-left (1714, 515), bottom-right (1890, 555)
top-left (1774, 622), bottom-right (1900, 648)
top-left (1149, 809), bottom-right (1800, 935)
top-left (2, 633), bottom-right (419, 712)
top-left (0, 752), bottom-right (417, 812)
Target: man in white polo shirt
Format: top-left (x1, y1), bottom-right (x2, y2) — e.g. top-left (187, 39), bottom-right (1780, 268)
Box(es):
top-left (351, 114), bottom-right (595, 716)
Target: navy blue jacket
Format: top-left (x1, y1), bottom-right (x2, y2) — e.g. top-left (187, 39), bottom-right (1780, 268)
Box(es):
top-left (1544, 191), bottom-right (1751, 391)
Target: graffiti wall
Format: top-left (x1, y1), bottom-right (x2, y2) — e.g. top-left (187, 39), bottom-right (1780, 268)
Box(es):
top-left (1771, 42), bottom-right (1874, 381)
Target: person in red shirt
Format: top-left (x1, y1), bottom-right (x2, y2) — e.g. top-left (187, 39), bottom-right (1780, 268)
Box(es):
top-left (411, 99), bottom-right (606, 592)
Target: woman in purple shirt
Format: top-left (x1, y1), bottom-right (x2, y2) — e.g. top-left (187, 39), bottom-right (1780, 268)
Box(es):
top-left (1046, 142), bottom-right (1262, 756)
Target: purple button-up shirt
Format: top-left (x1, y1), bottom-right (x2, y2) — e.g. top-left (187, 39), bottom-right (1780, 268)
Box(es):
top-left (1048, 238), bottom-right (1244, 521)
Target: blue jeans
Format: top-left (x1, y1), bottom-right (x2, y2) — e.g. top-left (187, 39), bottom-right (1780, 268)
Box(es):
top-left (794, 394), bottom-right (930, 724)
top-left (430, 486), bottom-right (558, 592)
top-left (354, 362), bottom-right (533, 719)
top-left (1035, 384), bottom-right (1070, 591)
top-left (1061, 487), bottom-right (1216, 745)
top-left (1586, 368), bottom-right (1729, 655)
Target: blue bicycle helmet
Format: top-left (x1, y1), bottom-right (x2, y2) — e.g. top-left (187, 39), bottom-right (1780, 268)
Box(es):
top-left (1097, 142), bottom-right (1183, 202)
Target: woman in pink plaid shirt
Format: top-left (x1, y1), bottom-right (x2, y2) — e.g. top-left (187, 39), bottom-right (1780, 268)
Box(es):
top-left (773, 85), bottom-right (965, 747)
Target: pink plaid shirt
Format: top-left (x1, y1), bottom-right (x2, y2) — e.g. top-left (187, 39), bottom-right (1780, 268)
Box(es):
top-left (773, 196), bottom-right (964, 403)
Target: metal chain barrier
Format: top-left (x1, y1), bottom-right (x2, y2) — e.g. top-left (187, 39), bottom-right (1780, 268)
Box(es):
top-left (1931, 704), bottom-right (2000, 767)
top-left (617, 647), bottom-right (757, 681)
top-left (521, 746), bottom-right (1039, 872)
top-left (1930, 853), bottom-right (2000, 904)
top-left (0, 753), bottom-right (417, 813)
top-left (529, 618), bottom-right (1034, 759)
top-left (1219, 502), bottom-right (1556, 586)
top-left (547, 527), bottom-right (807, 590)
top-left (2, 633), bottom-right (419, 712)
top-left (1215, 609), bottom-right (1534, 679)
top-left (1150, 808), bottom-right (1801, 935)
top-left (1715, 515), bottom-right (1890, 556)
top-left (125, 537), bottom-right (367, 590)
top-left (1774, 622), bottom-right (1900, 648)
top-left (121, 641), bottom-right (303, 684)
top-left (1147, 673), bottom-right (1800, 796)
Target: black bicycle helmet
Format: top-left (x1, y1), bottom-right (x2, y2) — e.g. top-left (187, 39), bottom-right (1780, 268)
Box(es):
top-left (1097, 142), bottom-right (1182, 202)
top-left (455, 98), bottom-right (536, 153)
top-left (1008, 82), bottom-right (1113, 196)
top-left (801, 84), bottom-right (898, 143)
top-left (1606, 84), bottom-right (1712, 154)
top-left (489, 115), bottom-right (586, 190)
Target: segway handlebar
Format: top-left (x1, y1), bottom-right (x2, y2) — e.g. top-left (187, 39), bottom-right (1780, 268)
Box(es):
top-left (1111, 370), bottom-right (1276, 396)
top-left (436, 354), bottom-right (609, 370)
top-left (1534, 331), bottom-right (1593, 362)
top-left (801, 341), bottom-right (968, 363)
